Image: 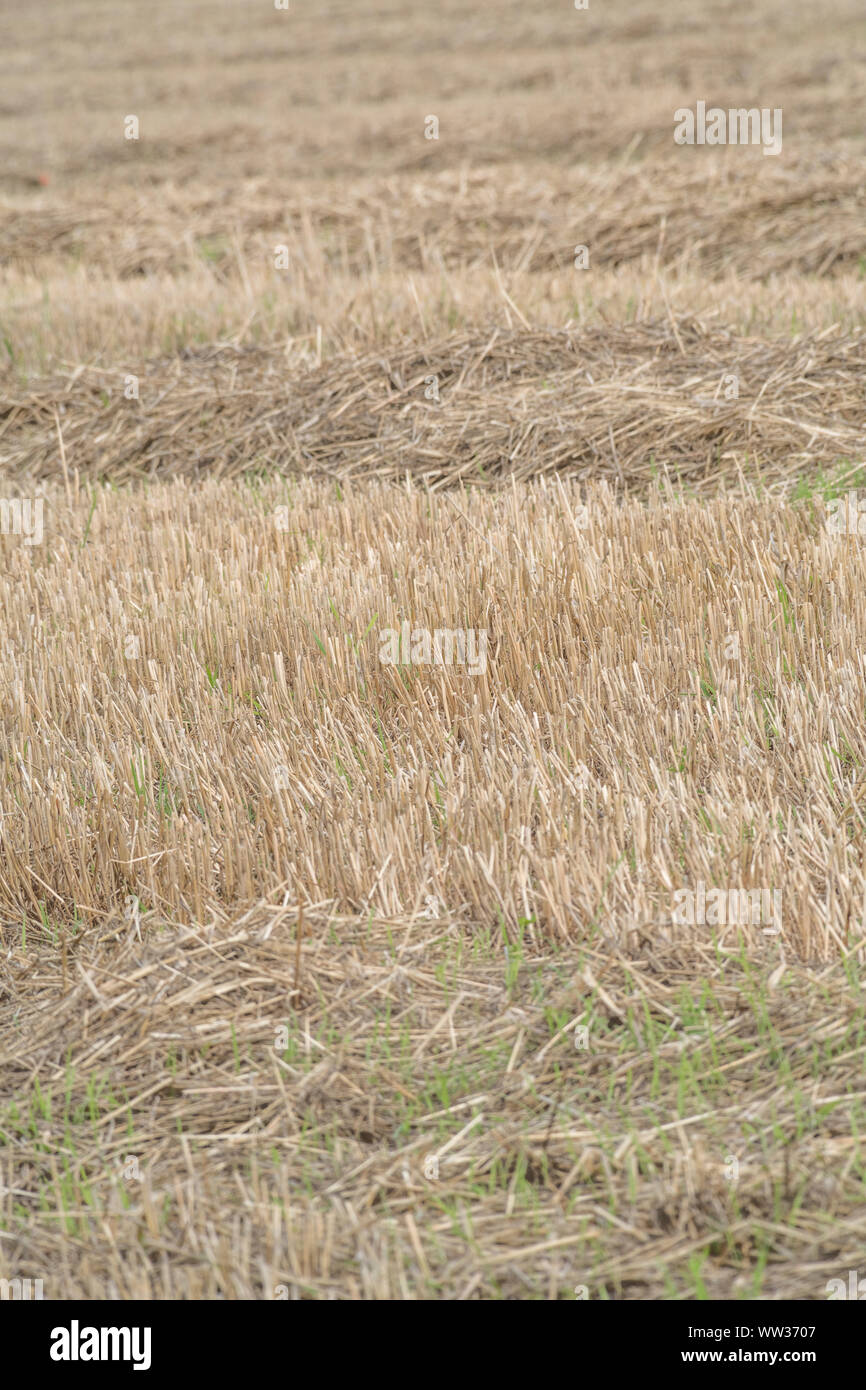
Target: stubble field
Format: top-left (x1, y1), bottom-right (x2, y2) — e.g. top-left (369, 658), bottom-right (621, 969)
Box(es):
top-left (2, 0), bottom-right (866, 1300)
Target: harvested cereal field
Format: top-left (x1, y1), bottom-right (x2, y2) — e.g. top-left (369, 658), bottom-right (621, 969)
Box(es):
top-left (2, 0), bottom-right (866, 1303)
